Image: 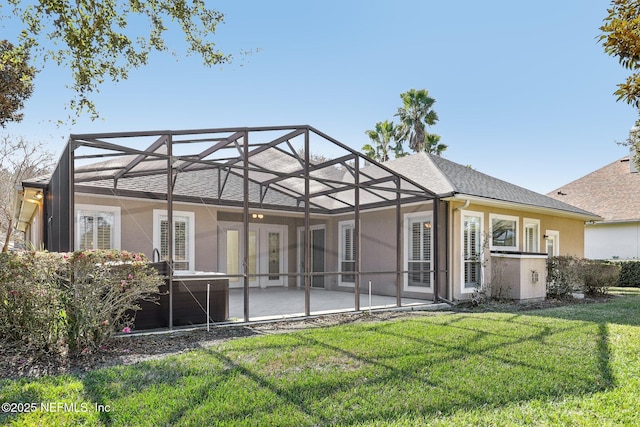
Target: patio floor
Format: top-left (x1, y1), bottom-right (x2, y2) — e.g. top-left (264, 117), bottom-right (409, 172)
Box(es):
top-left (227, 287), bottom-right (439, 322)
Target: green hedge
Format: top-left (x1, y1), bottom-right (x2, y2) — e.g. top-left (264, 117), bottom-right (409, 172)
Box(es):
top-left (0, 250), bottom-right (163, 356)
top-left (617, 261), bottom-right (640, 287)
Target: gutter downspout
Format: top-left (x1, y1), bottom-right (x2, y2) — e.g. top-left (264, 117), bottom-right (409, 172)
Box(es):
top-left (454, 199), bottom-right (470, 212)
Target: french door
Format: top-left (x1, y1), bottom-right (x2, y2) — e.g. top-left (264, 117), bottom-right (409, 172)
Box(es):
top-left (219, 222), bottom-right (287, 288)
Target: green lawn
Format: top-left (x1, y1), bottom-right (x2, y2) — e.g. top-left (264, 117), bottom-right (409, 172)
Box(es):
top-left (1, 293), bottom-right (640, 426)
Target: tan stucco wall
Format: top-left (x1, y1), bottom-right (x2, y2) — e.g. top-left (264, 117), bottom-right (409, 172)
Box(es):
top-left (448, 200), bottom-right (586, 301)
top-left (491, 255), bottom-right (547, 301)
top-left (75, 195), bottom-right (218, 272)
top-left (325, 201), bottom-right (443, 300)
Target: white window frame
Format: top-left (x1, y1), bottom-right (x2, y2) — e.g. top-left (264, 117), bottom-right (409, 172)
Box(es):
top-left (153, 209), bottom-right (195, 274)
top-left (523, 218), bottom-right (541, 253)
top-left (338, 220), bottom-right (356, 287)
top-left (461, 210), bottom-right (484, 294)
top-left (489, 213), bottom-right (519, 251)
top-left (545, 229), bottom-right (560, 256)
top-left (403, 211), bottom-right (433, 293)
top-left (75, 204), bottom-right (121, 250)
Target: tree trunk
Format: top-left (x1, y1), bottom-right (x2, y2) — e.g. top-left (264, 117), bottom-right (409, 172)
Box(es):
top-left (2, 218), bottom-right (12, 252)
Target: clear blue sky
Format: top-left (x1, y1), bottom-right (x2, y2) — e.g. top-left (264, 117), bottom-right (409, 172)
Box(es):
top-left (3, 0), bottom-right (637, 193)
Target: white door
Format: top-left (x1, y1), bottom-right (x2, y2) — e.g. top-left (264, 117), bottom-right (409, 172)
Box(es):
top-left (219, 222), bottom-right (287, 288)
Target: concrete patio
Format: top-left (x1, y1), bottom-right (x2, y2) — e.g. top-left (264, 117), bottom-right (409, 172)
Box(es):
top-left (227, 287), bottom-right (443, 322)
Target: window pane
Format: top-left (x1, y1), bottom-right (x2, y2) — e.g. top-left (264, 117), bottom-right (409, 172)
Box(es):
top-left (160, 214), bottom-right (191, 271)
top-left (423, 222), bottom-right (431, 262)
top-left (160, 220), bottom-right (169, 261)
top-left (464, 215), bottom-right (482, 288)
top-left (408, 218), bottom-right (431, 287)
top-left (78, 210), bottom-right (114, 250)
top-left (174, 219), bottom-right (188, 270)
top-left (525, 223), bottom-right (538, 252)
top-left (95, 213), bottom-right (113, 250)
top-left (78, 213), bottom-right (95, 250)
top-left (341, 224), bottom-right (355, 283)
top-left (492, 219), bottom-right (515, 247)
top-left (226, 230), bottom-right (239, 275)
top-left (268, 232), bottom-right (280, 280)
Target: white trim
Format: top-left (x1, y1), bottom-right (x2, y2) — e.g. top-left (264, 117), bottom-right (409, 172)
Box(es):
top-left (523, 217), bottom-right (541, 253)
top-left (338, 219), bottom-right (356, 288)
top-left (545, 229), bottom-right (560, 257)
top-left (153, 209), bottom-right (196, 274)
top-left (443, 194), bottom-right (602, 222)
top-left (489, 213), bottom-right (519, 251)
top-left (403, 211), bottom-right (433, 293)
top-left (75, 204), bottom-right (121, 250)
top-left (460, 209), bottom-right (484, 294)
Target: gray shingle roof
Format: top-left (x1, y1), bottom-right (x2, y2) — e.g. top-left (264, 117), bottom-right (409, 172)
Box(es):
top-left (383, 152), bottom-right (600, 218)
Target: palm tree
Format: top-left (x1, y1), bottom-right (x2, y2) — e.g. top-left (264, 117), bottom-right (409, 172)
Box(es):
top-left (362, 120), bottom-right (402, 162)
top-left (395, 89), bottom-right (444, 155)
top-left (424, 133), bottom-right (447, 156)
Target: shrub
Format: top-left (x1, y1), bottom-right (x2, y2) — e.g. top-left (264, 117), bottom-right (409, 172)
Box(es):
top-left (580, 262), bottom-right (620, 295)
top-left (0, 250), bottom-right (163, 356)
top-left (64, 250), bottom-right (164, 352)
top-left (546, 256), bottom-right (583, 298)
top-left (618, 261), bottom-right (640, 287)
top-left (0, 252), bottom-right (67, 354)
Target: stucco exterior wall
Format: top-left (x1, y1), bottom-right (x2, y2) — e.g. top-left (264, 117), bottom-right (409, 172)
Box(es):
top-left (491, 254), bottom-right (547, 301)
top-left (324, 201), bottom-right (443, 300)
top-left (448, 200), bottom-right (586, 301)
top-left (585, 222), bottom-right (640, 260)
top-left (75, 194), bottom-right (218, 272)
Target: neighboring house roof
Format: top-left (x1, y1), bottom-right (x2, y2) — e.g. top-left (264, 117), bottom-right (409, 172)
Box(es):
top-left (383, 152), bottom-right (600, 219)
top-left (547, 156), bottom-right (640, 223)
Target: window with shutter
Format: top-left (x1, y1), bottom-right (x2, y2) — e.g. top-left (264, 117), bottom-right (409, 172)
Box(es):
top-left (339, 221), bottom-right (356, 285)
top-left (404, 213), bottom-right (433, 291)
top-left (75, 205), bottom-right (120, 250)
top-left (463, 213), bottom-right (483, 289)
top-left (523, 218), bottom-right (540, 253)
top-left (154, 210), bottom-right (195, 273)
top-left (408, 219), bottom-right (431, 286)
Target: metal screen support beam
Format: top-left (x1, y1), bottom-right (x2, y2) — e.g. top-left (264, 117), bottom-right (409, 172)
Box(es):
top-left (167, 133), bottom-right (174, 330)
top-left (243, 131), bottom-right (250, 322)
top-left (396, 178), bottom-right (402, 307)
top-left (354, 156), bottom-right (360, 312)
top-left (68, 142), bottom-right (75, 252)
top-left (433, 196), bottom-right (440, 302)
top-left (304, 130), bottom-right (311, 317)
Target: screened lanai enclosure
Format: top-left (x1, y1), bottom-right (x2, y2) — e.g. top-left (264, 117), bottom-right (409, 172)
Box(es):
top-left (44, 126), bottom-right (446, 327)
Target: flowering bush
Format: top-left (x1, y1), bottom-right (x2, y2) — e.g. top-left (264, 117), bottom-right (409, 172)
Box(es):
top-left (64, 250), bottom-right (164, 351)
top-left (0, 250), bottom-right (163, 356)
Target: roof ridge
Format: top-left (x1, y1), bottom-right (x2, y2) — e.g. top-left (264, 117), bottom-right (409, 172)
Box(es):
top-left (422, 153), bottom-right (458, 194)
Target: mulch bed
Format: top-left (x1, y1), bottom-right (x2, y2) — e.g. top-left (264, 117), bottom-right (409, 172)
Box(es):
top-left (0, 295), bottom-right (615, 380)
